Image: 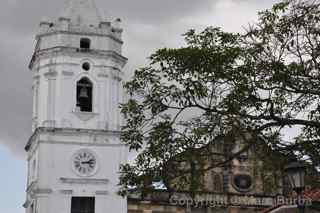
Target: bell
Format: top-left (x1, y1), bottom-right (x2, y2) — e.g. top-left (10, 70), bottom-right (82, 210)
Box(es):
top-left (79, 87), bottom-right (89, 99)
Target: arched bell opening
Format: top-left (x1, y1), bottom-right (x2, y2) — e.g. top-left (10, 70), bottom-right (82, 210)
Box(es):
top-left (76, 77), bottom-right (93, 112)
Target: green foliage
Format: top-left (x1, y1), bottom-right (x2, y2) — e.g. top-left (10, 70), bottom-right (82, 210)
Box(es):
top-left (119, 0), bottom-right (320, 195)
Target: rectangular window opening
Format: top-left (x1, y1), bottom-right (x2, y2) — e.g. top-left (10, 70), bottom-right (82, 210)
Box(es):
top-left (71, 197), bottom-right (95, 213)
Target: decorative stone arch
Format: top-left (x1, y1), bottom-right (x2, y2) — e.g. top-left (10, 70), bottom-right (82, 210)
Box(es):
top-left (76, 77), bottom-right (93, 112)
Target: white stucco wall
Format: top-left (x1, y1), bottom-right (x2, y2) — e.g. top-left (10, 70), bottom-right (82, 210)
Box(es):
top-left (26, 130), bottom-right (128, 213)
top-left (31, 38), bottom-right (125, 132)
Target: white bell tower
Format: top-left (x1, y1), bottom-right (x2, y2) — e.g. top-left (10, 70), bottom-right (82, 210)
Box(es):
top-left (24, 0), bottom-right (128, 213)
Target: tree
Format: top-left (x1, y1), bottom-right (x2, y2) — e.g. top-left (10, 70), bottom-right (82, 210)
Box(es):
top-left (119, 0), bottom-right (320, 195)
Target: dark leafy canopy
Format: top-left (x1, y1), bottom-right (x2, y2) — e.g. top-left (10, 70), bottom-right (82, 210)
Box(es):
top-left (119, 0), bottom-right (320, 195)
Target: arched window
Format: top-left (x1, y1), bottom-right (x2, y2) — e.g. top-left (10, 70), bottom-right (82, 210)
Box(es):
top-left (76, 77), bottom-right (93, 112)
top-left (208, 172), bottom-right (223, 192)
top-left (80, 38), bottom-right (91, 49)
top-left (212, 173), bottom-right (223, 192)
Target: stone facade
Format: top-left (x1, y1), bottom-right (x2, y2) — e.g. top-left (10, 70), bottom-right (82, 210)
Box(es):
top-left (126, 128), bottom-right (290, 213)
top-left (24, 1), bottom-right (128, 213)
top-left (164, 129), bottom-right (287, 196)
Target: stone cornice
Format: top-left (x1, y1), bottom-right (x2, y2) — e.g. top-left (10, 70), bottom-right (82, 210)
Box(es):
top-left (29, 46), bottom-right (127, 70)
top-left (38, 140), bottom-right (125, 147)
top-left (38, 62), bottom-right (79, 71)
top-left (44, 70), bottom-right (58, 79)
top-left (33, 188), bottom-right (53, 195)
top-left (95, 64), bottom-right (122, 72)
top-left (60, 190), bottom-right (73, 195)
top-left (36, 30), bottom-right (123, 44)
top-left (96, 190), bottom-right (109, 195)
top-left (35, 63), bottom-right (123, 75)
top-left (60, 177), bottom-right (109, 185)
top-left (25, 127), bottom-right (122, 151)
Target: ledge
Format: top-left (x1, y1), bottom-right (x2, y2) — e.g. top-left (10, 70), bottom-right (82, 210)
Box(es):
top-left (25, 127), bottom-right (122, 151)
top-left (29, 46), bottom-right (128, 70)
top-left (33, 188), bottom-right (53, 195)
top-left (72, 111), bottom-right (98, 121)
top-left (60, 190), bottom-right (73, 195)
top-left (96, 190), bottom-right (109, 195)
top-left (60, 177), bottom-right (109, 185)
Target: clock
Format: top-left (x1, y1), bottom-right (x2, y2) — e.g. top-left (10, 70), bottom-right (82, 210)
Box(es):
top-left (72, 149), bottom-right (98, 176)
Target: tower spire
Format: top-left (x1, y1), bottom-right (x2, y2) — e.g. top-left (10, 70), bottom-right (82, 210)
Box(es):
top-left (61, 0), bottom-right (102, 26)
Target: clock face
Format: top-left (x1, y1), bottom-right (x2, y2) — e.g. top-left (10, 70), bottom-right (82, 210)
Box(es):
top-left (72, 149), bottom-right (97, 176)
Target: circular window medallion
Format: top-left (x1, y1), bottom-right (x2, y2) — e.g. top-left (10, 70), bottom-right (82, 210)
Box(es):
top-left (82, 62), bottom-right (91, 71)
top-left (232, 174), bottom-right (253, 192)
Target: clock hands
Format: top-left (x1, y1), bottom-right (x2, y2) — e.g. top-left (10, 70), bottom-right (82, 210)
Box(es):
top-left (81, 159), bottom-right (95, 165)
top-left (73, 151), bottom-right (97, 175)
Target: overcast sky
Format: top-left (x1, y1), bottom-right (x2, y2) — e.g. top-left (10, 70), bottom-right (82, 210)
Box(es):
top-left (0, 0), bottom-right (279, 212)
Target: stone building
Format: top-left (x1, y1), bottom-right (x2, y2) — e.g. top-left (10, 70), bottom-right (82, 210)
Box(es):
top-left (24, 0), bottom-right (127, 213)
top-left (127, 128), bottom-right (290, 213)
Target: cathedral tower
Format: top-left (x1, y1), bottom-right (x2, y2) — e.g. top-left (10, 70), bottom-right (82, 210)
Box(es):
top-left (24, 0), bottom-right (128, 213)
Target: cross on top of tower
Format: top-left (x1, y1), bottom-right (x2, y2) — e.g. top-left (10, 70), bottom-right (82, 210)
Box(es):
top-left (61, 0), bottom-right (102, 26)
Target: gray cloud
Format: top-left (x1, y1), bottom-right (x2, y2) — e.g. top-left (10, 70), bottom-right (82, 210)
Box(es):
top-left (98, 0), bottom-right (214, 23)
top-left (0, 0), bottom-right (213, 33)
top-left (0, 31), bottom-right (33, 157)
top-left (0, 0), bottom-right (278, 158)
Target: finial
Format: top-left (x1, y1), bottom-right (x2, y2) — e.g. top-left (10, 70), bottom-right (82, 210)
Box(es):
top-left (113, 18), bottom-right (122, 29)
top-left (112, 18), bottom-right (122, 31)
top-left (111, 18), bottom-right (123, 37)
top-left (40, 16), bottom-right (52, 26)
